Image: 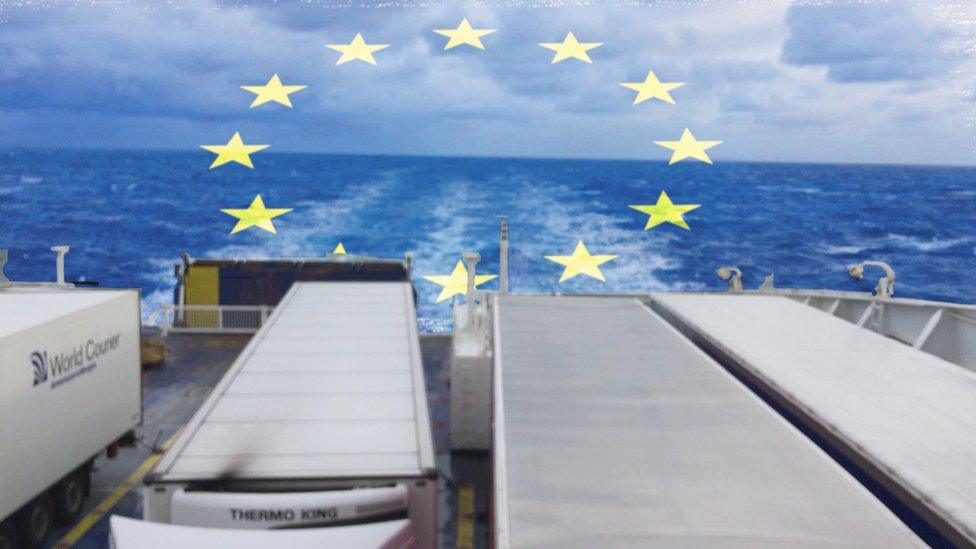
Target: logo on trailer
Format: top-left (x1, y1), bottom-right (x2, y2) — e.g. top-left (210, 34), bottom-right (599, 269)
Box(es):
top-left (29, 333), bottom-right (120, 389)
top-left (31, 351), bottom-right (48, 386)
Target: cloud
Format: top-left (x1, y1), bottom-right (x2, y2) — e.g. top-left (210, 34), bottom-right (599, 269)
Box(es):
top-left (781, 1), bottom-right (953, 83)
top-left (0, 0), bottom-right (972, 165)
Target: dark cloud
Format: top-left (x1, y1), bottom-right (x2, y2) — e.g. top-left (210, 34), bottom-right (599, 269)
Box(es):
top-left (781, 1), bottom-right (952, 83)
top-left (0, 1), bottom-right (971, 164)
top-left (244, 0), bottom-right (411, 33)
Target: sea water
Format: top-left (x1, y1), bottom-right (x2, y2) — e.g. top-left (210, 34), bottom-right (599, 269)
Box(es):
top-left (1, 149), bottom-right (973, 331)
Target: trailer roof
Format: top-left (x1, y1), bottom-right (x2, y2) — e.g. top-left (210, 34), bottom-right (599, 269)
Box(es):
top-left (151, 282), bottom-right (434, 482)
top-left (653, 293), bottom-right (976, 546)
top-left (0, 287), bottom-right (132, 338)
top-left (492, 295), bottom-right (920, 547)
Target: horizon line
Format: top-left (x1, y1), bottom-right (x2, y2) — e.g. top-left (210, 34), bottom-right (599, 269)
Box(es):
top-left (3, 145), bottom-right (976, 170)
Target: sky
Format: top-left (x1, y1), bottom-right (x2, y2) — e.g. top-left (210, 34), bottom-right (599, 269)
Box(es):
top-left (0, 0), bottom-right (975, 165)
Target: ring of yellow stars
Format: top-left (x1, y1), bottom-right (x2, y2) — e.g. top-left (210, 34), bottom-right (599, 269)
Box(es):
top-left (200, 132), bottom-right (269, 169)
top-left (539, 32), bottom-right (603, 64)
top-left (433, 18), bottom-right (496, 50)
top-left (629, 191), bottom-right (701, 230)
top-left (240, 74), bottom-right (308, 108)
top-left (326, 33), bottom-right (390, 66)
top-left (220, 195), bottom-right (293, 235)
top-left (620, 70), bottom-right (685, 105)
top-left (422, 260), bottom-right (498, 303)
top-left (545, 241), bottom-right (618, 282)
top-left (654, 128), bottom-right (723, 165)
top-left (331, 243), bottom-right (347, 255)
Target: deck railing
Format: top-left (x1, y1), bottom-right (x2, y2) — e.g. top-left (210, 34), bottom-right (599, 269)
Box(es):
top-left (146, 304), bottom-right (272, 335)
top-left (785, 290), bottom-right (976, 373)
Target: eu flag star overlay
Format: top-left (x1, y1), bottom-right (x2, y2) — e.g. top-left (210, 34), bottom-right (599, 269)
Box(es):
top-left (654, 128), bottom-right (723, 164)
top-left (545, 241), bottom-right (618, 282)
top-left (620, 70), bottom-right (685, 105)
top-left (194, 19), bottom-right (716, 276)
top-left (327, 33), bottom-right (390, 66)
top-left (220, 195), bottom-right (292, 235)
top-left (423, 260), bottom-right (498, 302)
top-left (629, 191), bottom-right (701, 230)
top-left (201, 132), bottom-right (269, 169)
top-left (433, 19), bottom-right (497, 50)
top-left (241, 74), bottom-right (308, 108)
top-left (539, 32), bottom-right (603, 64)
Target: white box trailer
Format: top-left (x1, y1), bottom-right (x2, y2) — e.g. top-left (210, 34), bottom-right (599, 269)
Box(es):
top-left (143, 282), bottom-right (437, 548)
top-left (492, 295), bottom-right (922, 547)
top-left (0, 287), bottom-right (142, 547)
top-left (110, 515), bottom-right (415, 549)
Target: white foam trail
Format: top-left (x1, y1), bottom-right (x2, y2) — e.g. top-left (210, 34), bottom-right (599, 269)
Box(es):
top-left (885, 234), bottom-right (972, 252)
top-left (504, 180), bottom-right (696, 294)
top-left (411, 179), bottom-right (499, 288)
top-left (140, 288), bottom-right (174, 322)
top-left (820, 244), bottom-right (868, 255)
top-left (138, 171), bottom-right (403, 319)
top-left (822, 234), bottom-right (972, 256)
top-left (140, 168), bottom-right (703, 330)
top-left (409, 178), bottom-right (502, 328)
top-left (207, 171), bottom-right (403, 259)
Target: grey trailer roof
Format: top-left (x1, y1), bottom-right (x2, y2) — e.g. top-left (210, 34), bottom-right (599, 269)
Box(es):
top-left (0, 287), bottom-right (134, 338)
top-left (151, 282), bottom-right (434, 482)
top-left (653, 293), bottom-right (976, 546)
top-left (492, 295), bottom-right (921, 548)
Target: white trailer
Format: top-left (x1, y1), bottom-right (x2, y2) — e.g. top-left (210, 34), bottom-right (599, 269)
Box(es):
top-left (143, 282), bottom-right (437, 548)
top-left (0, 287), bottom-right (142, 547)
top-left (110, 515), bottom-right (415, 549)
top-left (491, 295), bottom-right (922, 547)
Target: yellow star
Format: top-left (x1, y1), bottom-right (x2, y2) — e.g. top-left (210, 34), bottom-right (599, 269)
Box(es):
top-left (539, 32), bottom-right (603, 64)
top-left (422, 260), bottom-right (498, 303)
top-left (545, 241), bottom-right (618, 282)
top-left (326, 33), bottom-right (390, 66)
top-left (332, 243), bottom-right (346, 255)
top-left (240, 74), bottom-right (308, 108)
top-left (629, 191), bottom-right (701, 230)
top-left (200, 132), bottom-right (269, 169)
top-left (220, 195), bottom-right (292, 235)
top-left (620, 70), bottom-right (685, 105)
top-left (654, 128), bottom-right (723, 165)
top-left (433, 18), bottom-right (497, 50)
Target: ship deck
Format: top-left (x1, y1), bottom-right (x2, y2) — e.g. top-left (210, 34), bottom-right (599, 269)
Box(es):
top-left (46, 290), bottom-right (976, 548)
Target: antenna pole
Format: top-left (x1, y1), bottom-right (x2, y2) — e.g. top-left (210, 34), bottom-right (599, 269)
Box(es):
top-left (499, 217), bottom-right (509, 294)
top-left (462, 251), bottom-right (481, 328)
top-left (0, 249), bottom-right (9, 288)
top-left (51, 245), bottom-right (70, 286)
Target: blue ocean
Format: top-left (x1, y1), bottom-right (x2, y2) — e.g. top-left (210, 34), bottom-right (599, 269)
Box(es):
top-left (1, 149), bottom-right (973, 331)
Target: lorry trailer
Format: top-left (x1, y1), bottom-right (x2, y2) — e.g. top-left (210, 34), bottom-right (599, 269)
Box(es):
top-left (20, 241), bottom-right (975, 547)
top-left (652, 293), bottom-right (976, 546)
top-left (0, 286), bottom-right (142, 548)
top-left (142, 281), bottom-right (437, 547)
top-left (488, 294), bottom-right (922, 547)
top-left (109, 515), bottom-right (415, 549)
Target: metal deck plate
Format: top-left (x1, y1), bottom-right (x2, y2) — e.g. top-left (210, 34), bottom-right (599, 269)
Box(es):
top-left (493, 295), bottom-right (920, 548)
top-left (653, 293), bottom-right (976, 546)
